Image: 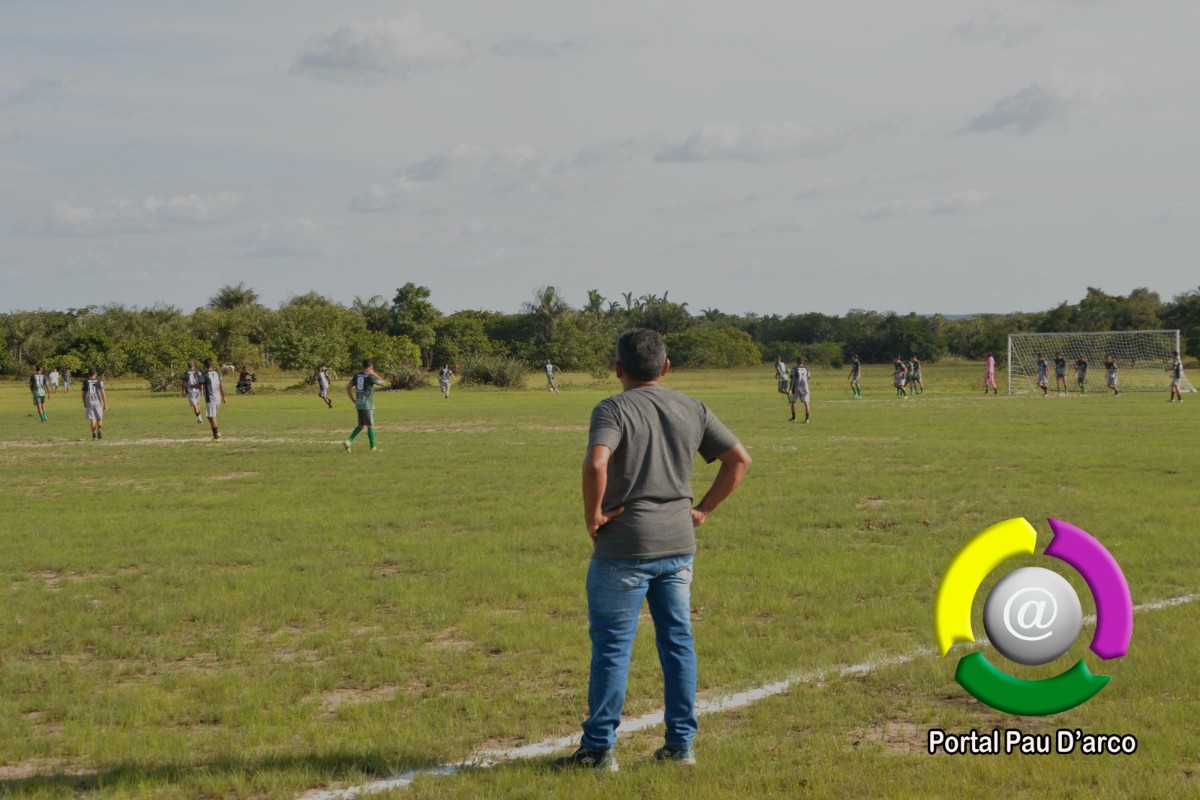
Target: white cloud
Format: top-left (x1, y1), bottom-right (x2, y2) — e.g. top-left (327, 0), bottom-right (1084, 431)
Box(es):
top-left (1160, 201), bottom-right (1200, 225)
top-left (1, 76), bottom-right (63, 110)
top-left (460, 219), bottom-right (488, 241)
top-left (954, 10), bottom-right (1040, 48)
top-left (38, 192), bottom-right (241, 237)
top-left (656, 122), bottom-right (882, 163)
top-left (491, 34), bottom-right (586, 60)
top-left (717, 219), bottom-right (817, 238)
top-left (858, 190), bottom-right (996, 220)
top-left (244, 218), bottom-right (338, 258)
top-left (349, 144), bottom-right (547, 212)
top-left (294, 14), bottom-right (469, 83)
top-left (964, 72), bottom-right (1121, 135)
top-left (568, 137), bottom-right (660, 169)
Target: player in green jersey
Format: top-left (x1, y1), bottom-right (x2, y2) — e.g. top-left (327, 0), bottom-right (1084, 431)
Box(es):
top-left (344, 359), bottom-right (385, 452)
top-left (848, 354), bottom-right (862, 398)
top-left (907, 355), bottom-right (923, 395)
top-left (1054, 352), bottom-right (1068, 395)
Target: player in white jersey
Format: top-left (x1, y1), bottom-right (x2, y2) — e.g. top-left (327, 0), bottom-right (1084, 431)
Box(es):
top-left (48, 368), bottom-right (60, 393)
top-left (892, 356), bottom-right (908, 398)
top-left (438, 364), bottom-right (453, 399)
top-left (1104, 355), bottom-right (1119, 396)
top-left (545, 360), bottom-right (561, 394)
top-left (1035, 352), bottom-right (1049, 397)
top-left (201, 358), bottom-right (227, 441)
top-left (316, 366), bottom-right (333, 408)
top-left (29, 366), bottom-right (48, 423)
top-left (182, 360), bottom-right (205, 422)
top-left (80, 367), bottom-right (107, 440)
top-left (774, 355), bottom-right (789, 399)
top-left (788, 357), bottom-right (811, 424)
top-left (1167, 351), bottom-right (1184, 402)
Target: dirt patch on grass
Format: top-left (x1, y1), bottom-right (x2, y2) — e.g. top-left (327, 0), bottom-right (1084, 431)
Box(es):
top-left (0, 760), bottom-right (96, 781)
top-left (318, 685), bottom-right (401, 715)
top-left (204, 471), bottom-right (259, 482)
top-left (856, 496), bottom-right (886, 509)
top-left (852, 722), bottom-right (925, 754)
top-left (427, 627), bottom-right (473, 651)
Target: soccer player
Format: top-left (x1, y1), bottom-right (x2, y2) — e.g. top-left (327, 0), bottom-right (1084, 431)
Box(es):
top-left (316, 365), bottom-right (333, 408)
top-left (80, 367), bottom-right (107, 440)
top-left (545, 360), bottom-right (562, 394)
top-left (555, 329), bottom-right (750, 772)
top-left (774, 355), bottom-right (789, 399)
top-left (848, 354), bottom-right (862, 398)
top-left (1054, 352), bottom-right (1068, 395)
top-left (62, 368), bottom-right (71, 392)
top-left (344, 359), bottom-right (385, 452)
top-left (788, 357), bottom-right (810, 423)
top-left (438, 363), bottom-right (453, 399)
top-left (1104, 355), bottom-right (1119, 396)
top-left (1167, 351), bottom-right (1184, 402)
top-left (984, 352), bottom-right (997, 394)
top-left (29, 366), bottom-right (48, 422)
top-left (1035, 352), bottom-right (1049, 397)
top-left (1075, 354), bottom-right (1089, 394)
top-left (893, 356), bottom-right (907, 398)
top-left (201, 358), bottom-right (226, 441)
top-left (908, 355), bottom-right (923, 395)
top-left (182, 360), bottom-right (204, 423)
top-left (48, 368), bottom-right (60, 394)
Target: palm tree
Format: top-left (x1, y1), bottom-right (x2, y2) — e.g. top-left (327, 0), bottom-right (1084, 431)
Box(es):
top-left (352, 295), bottom-right (392, 332)
top-left (583, 289), bottom-right (606, 316)
top-left (208, 282), bottom-right (260, 311)
top-left (523, 286), bottom-right (572, 344)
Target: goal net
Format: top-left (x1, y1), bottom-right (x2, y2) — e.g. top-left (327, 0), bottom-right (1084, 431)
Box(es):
top-left (1007, 330), bottom-right (1196, 394)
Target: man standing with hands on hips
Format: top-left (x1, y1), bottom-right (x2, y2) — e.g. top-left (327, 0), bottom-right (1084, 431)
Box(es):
top-left (555, 329), bottom-right (751, 772)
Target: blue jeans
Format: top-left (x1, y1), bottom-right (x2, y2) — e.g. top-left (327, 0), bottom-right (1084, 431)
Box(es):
top-left (581, 553), bottom-right (697, 751)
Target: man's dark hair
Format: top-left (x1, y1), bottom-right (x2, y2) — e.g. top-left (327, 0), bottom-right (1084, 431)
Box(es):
top-left (87, 366), bottom-right (97, 377)
top-left (616, 329), bottom-right (666, 382)
top-left (362, 358), bottom-right (373, 369)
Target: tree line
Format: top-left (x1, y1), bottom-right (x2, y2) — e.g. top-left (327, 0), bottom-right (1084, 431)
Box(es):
top-left (3, 283), bottom-right (1198, 389)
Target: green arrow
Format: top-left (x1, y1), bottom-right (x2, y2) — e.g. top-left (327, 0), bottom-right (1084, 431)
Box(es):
top-left (956, 652), bottom-right (1110, 716)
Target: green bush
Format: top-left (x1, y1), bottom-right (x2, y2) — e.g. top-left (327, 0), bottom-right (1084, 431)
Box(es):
top-left (667, 325), bottom-right (760, 368)
top-left (459, 354), bottom-right (528, 388)
top-left (389, 364), bottom-right (429, 391)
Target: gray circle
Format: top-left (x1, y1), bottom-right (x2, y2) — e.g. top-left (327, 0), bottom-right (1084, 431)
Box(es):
top-left (983, 567), bottom-right (1083, 666)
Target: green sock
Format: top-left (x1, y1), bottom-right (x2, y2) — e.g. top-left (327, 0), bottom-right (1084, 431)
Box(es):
top-left (368, 428), bottom-right (376, 448)
top-left (348, 426), bottom-right (362, 442)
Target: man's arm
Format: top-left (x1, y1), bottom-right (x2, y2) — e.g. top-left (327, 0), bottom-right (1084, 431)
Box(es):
top-left (691, 443), bottom-right (752, 528)
top-left (345, 379), bottom-right (356, 402)
top-left (100, 387), bottom-right (107, 412)
top-left (582, 444), bottom-right (624, 543)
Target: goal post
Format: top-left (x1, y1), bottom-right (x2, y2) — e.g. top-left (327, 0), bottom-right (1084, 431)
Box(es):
top-left (1006, 330), bottom-right (1196, 394)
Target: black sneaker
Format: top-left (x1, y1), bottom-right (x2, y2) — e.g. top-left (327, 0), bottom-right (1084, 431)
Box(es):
top-left (653, 745), bottom-right (696, 765)
top-left (97, 429), bottom-right (102, 439)
top-left (553, 746), bottom-right (618, 772)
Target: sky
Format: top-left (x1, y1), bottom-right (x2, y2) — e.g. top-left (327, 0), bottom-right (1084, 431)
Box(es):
top-left (2, 0), bottom-right (1199, 317)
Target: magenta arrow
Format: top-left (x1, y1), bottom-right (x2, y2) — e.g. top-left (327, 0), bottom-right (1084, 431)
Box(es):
top-left (1044, 518), bottom-right (1133, 659)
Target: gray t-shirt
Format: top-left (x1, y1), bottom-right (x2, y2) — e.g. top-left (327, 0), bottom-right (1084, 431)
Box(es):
top-left (587, 385), bottom-right (739, 560)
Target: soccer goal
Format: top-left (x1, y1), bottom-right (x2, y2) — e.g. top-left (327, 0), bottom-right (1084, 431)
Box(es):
top-left (1007, 330), bottom-right (1196, 394)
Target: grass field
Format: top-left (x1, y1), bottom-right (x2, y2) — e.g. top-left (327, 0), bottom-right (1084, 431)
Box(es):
top-left (1, 363), bottom-right (1198, 799)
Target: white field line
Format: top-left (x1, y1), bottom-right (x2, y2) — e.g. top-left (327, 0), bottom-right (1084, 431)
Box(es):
top-left (300, 592), bottom-right (1199, 800)
top-left (0, 437), bottom-right (344, 449)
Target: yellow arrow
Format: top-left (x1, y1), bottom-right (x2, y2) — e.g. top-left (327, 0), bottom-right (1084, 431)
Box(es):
top-left (934, 517), bottom-right (1037, 656)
